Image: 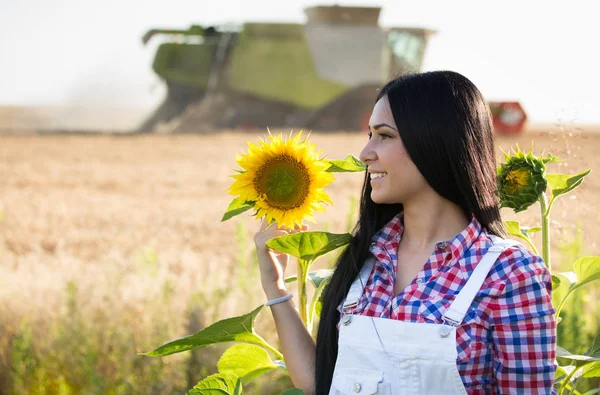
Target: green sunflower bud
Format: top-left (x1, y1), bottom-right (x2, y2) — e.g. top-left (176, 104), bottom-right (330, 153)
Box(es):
top-left (497, 146), bottom-right (550, 213)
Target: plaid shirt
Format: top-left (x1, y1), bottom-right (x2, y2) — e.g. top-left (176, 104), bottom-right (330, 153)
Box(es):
top-left (338, 213), bottom-right (557, 394)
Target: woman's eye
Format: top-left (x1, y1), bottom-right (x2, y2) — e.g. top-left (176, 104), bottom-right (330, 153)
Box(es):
top-left (367, 131), bottom-right (392, 140)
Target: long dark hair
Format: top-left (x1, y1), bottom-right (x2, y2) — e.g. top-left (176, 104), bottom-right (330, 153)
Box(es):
top-left (314, 71), bottom-right (506, 393)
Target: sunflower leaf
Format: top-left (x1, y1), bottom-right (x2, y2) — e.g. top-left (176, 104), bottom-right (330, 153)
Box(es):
top-left (308, 269), bottom-right (334, 288)
top-left (503, 220), bottom-right (538, 254)
top-left (586, 330), bottom-right (600, 357)
top-left (141, 305), bottom-right (276, 357)
top-left (504, 220), bottom-right (538, 239)
top-left (310, 271), bottom-right (333, 322)
top-left (326, 155), bottom-right (366, 173)
top-left (217, 344), bottom-right (279, 385)
top-left (553, 271), bottom-right (576, 315)
top-left (554, 366), bottom-right (569, 384)
top-left (557, 346), bottom-right (600, 365)
top-left (187, 373), bottom-right (240, 395)
top-left (233, 379), bottom-right (243, 395)
top-left (222, 198), bottom-right (255, 222)
top-left (547, 170), bottom-right (591, 207)
top-left (582, 361), bottom-right (600, 378)
top-left (552, 275), bottom-right (562, 290)
top-left (572, 257), bottom-right (600, 294)
top-left (540, 153), bottom-right (563, 164)
top-left (280, 389), bottom-right (306, 395)
top-left (267, 231), bottom-right (351, 263)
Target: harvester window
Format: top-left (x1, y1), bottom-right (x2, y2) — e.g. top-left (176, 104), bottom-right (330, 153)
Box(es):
top-left (388, 31), bottom-right (424, 71)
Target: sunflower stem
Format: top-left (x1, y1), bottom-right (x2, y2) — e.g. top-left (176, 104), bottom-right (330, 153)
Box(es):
top-left (297, 259), bottom-right (309, 327)
top-left (539, 193), bottom-right (551, 272)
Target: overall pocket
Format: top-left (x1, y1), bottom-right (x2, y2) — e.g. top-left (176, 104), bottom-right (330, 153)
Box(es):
top-left (330, 368), bottom-right (391, 395)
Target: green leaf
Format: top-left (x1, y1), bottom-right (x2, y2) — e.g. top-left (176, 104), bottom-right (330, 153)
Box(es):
top-left (326, 155), bottom-right (366, 173)
top-left (222, 197), bottom-right (254, 222)
top-left (557, 346), bottom-right (600, 364)
top-left (554, 258), bottom-right (600, 319)
top-left (586, 330), bottom-right (600, 357)
top-left (233, 379), bottom-right (243, 395)
top-left (552, 275), bottom-right (562, 290)
top-left (217, 344), bottom-right (279, 385)
top-left (558, 257), bottom-right (600, 316)
top-left (582, 361), bottom-right (600, 378)
top-left (315, 297), bottom-right (324, 318)
top-left (554, 365), bottom-right (568, 383)
top-left (187, 373), bottom-right (240, 395)
top-left (267, 231), bottom-right (351, 263)
top-left (547, 170), bottom-right (591, 206)
top-left (308, 270), bottom-right (334, 325)
top-left (280, 389), bottom-right (306, 395)
top-left (504, 220), bottom-right (539, 238)
top-left (573, 256), bottom-right (600, 292)
top-left (503, 220), bottom-right (538, 254)
top-left (284, 275), bottom-right (297, 283)
top-left (143, 305), bottom-right (278, 358)
top-left (308, 269), bottom-right (334, 288)
top-left (540, 153), bottom-right (563, 164)
top-left (554, 272), bottom-right (575, 296)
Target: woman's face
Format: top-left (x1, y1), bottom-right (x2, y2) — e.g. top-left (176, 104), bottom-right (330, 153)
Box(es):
top-left (359, 95), bottom-right (428, 205)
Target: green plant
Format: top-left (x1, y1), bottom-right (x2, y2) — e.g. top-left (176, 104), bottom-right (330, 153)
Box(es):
top-left (498, 146), bottom-right (599, 394)
top-left (144, 155), bottom-right (365, 394)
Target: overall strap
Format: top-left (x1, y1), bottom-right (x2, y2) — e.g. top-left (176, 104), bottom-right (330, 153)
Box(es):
top-left (442, 236), bottom-right (520, 326)
top-left (342, 256), bottom-right (375, 309)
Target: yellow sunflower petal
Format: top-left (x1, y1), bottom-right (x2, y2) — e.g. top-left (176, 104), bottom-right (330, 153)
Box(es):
top-left (227, 130), bottom-right (334, 228)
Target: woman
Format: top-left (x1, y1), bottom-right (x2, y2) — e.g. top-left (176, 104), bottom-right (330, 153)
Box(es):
top-left (254, 71), bottom-right (557, 394)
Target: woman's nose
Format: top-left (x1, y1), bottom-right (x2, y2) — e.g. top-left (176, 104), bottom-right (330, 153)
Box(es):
top-left (359, 141), bottom-right (375, 164)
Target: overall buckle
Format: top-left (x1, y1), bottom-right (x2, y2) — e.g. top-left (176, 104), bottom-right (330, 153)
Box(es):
top-left (439, 316), bottom-right (460, 338)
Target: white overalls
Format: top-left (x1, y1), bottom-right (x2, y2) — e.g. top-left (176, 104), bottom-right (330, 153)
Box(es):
top-left (329, 237), bottom-right (518, 395)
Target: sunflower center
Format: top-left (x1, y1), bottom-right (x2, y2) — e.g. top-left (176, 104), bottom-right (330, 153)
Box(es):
top-left (254, 155), bottom-right (310, 210)
top-left (505, 169), bottom-right (530, 194)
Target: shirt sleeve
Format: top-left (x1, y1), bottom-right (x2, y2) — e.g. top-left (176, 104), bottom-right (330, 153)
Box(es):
top-left (489, 248), bottom-right (557, 394)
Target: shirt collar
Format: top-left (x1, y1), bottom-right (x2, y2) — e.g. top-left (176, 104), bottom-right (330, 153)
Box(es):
top-left (370, 212), bottom-right (404, 249)
top-left (434, 214), bottom-right (482, 262)
top-left (370, 212), bottom-right (482, 262)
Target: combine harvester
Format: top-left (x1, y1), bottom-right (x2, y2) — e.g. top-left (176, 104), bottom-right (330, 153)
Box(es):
top-left (137, 5), bottom-right (526, 135)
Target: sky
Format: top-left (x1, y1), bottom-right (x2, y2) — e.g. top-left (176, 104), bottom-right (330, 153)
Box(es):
top-left (1, 0), bottom-right (599, 127)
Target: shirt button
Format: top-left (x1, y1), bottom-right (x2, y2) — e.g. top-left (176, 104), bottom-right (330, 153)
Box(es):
top-left (416, 278), bottom-right (423, 285)
top-left (437, 241), bottom-right (449, 250)
top-left (342, 314), bottom-right (352, 326)
top-left (353, 382), bottom-right (362, 392)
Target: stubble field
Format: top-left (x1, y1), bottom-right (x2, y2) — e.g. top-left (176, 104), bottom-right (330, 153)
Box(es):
top-left (0, 127), bottom-right (599, 393)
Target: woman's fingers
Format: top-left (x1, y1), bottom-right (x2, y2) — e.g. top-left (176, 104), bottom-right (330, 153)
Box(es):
top-left (260, 218), bottom-right (267, 231)
top-left (259, 218), bottom-right (308, 235)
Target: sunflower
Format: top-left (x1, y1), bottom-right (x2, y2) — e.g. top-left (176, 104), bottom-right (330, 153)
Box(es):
top-left (228, 131), bottom-right (334, 228)
top-left (497, 146), bottom-right (549, 213)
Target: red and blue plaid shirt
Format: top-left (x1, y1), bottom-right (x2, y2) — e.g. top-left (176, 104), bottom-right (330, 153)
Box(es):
top-left (338, 213), bottom-right (557, 394)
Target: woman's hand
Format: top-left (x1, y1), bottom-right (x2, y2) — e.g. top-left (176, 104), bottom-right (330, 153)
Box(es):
top-left (254, 219), bottom-right (308, 296)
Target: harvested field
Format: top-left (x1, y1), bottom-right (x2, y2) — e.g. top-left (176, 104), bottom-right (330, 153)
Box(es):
top-left (1, 127), bottom-right (599, 307)
top-left (0, 126), bottom-right (599, 391)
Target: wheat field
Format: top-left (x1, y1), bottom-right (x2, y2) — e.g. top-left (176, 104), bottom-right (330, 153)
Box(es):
top-left (0, 127), bottom-right (599, 393)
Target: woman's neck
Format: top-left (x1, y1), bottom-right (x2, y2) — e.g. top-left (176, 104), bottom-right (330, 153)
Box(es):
top-left (400, 193), bottom-right (470, 251)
